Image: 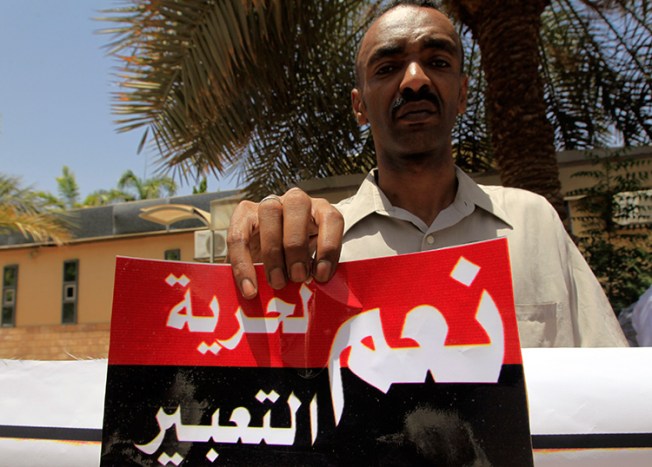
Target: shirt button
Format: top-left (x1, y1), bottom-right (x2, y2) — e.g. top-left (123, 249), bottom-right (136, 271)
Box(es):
top-left (426, 234), bottom-right (435, 245)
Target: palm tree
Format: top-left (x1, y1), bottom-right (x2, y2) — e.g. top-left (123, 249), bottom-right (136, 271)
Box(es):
top-left (56, 165), bottom-right (82, 210)
top-left (117, 170), bottom-right (177, 200)
top-left (0, 175), bottom-right (71, 245)
top-left (36, 166), bottom-right (82, 210)
top-left (38, 166), bottom-right (132, 208)
top-left (83, 188), bottom-right (132, 206)
top-left (102, 0), bottom-right (651, 220)
top-left (101, 0), bottom-right (376, 200)
top-left (446, 0), bottom-right (563, 213)
top-left (446, 0), bottom-right (651, 218)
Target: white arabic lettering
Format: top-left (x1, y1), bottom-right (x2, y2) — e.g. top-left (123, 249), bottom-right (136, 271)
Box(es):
top-left (135, 391), bottom-right (304, 455)
top-left (165, 278), bottom-right (313, 355)
top-left (328, 290), bottom-right (504, 425)
top-left (166, 290), bottom-right (220, 333)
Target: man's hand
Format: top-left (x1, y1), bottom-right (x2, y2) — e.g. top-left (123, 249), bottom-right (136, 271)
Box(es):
top-left (227, 187), bottom-right (344, 299)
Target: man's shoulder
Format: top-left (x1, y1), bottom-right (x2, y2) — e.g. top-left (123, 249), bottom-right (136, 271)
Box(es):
top-left (332, 172), bottom-right (377, 226)
top-left (454, 168), bottom-right (559, 225)
top-left (477, 184), bottom-right (558, 216)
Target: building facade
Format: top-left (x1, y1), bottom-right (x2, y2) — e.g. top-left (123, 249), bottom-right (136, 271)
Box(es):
top-left (0, 192), bottom-right (239, 359)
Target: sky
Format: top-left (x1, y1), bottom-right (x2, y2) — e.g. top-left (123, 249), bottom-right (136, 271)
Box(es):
top-left (0, 0), bottom-right (239, 201)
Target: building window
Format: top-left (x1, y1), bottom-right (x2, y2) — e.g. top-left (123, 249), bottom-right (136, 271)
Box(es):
top-left (2, 265), bottom-right (18, 327)
top-left (62, 260), bottom-right (78, 324)
top-left (165, 249), bottom-right (181, 261)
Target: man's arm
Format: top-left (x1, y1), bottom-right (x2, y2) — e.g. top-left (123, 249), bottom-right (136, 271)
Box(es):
top-left (227, 187), bottom-right (344, 299)
top-left (564, 235), bottom-right (629, 347)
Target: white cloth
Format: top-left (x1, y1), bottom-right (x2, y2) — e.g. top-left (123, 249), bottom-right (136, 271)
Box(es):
top-left (335, 168), bottom-right (628, 348)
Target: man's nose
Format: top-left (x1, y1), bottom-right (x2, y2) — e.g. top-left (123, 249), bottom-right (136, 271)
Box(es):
top-left (400, 62), bottom-right (431, 94)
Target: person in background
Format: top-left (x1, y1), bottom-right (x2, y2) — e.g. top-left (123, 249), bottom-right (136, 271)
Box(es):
top-left (632, 285), bottom-right (652, 346)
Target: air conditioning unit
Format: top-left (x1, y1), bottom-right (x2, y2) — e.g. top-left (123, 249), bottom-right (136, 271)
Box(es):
top-left (194, 229), bottom-right (228, 261)
top-left (614, 189), bottom-right (652, 226)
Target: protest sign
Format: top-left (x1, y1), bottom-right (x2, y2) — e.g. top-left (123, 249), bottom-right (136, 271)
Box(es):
top-left (101, 238), bottom-right (533, 466)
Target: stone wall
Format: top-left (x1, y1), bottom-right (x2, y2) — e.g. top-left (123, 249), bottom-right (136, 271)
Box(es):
top-left (0, 323), bottom-right (110, 360)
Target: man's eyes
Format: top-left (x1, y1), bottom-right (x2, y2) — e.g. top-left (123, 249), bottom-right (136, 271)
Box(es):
top-left (430, 58), bottom-right (451, 68)
top-left (375, 58), bottom-right (451, 75)
top-left (376, 64), bottom-right (398, 75)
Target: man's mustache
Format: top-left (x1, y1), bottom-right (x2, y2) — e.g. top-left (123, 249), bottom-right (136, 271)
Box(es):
top-left (391, 87), bottom-right (440, 118)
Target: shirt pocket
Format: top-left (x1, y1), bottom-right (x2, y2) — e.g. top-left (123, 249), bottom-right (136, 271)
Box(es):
top-left (515, 303), bottom-right (559, 348)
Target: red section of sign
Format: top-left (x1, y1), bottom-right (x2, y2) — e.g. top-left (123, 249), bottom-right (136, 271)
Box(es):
top-left (108, 238), bottom-right (522, 367)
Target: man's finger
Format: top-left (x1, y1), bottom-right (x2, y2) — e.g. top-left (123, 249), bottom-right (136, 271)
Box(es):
top-left (227, 201), bottom-right (261, 299)
top-left (282, 188), bottom-right (314, 283)
top-left (311, 198), bottom-right (344, 282)
top-left (258, 194), bottom-right (287, 289)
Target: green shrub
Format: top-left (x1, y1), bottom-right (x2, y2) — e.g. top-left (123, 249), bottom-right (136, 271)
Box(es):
top-left (569, 151), bottom-right (651, 314)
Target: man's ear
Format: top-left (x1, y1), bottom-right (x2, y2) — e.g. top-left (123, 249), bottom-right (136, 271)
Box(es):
top-left (351, 88), bottom-right (368, 125)
top-left (457, 75), bottom-right (469, 115)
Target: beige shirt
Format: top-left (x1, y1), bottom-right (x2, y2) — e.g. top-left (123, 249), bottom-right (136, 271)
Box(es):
top-left (335, 168), bottom-right (628, 348)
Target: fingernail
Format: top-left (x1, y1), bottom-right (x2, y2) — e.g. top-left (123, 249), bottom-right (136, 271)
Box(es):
top-left (241, 278), bottom-right (257, 299)
top-left (269, 267), bottom-right (286, 289)
top-left (290, 262), bottom-right (307, 282)
top-left (314, 260), bottom-right (332, 282)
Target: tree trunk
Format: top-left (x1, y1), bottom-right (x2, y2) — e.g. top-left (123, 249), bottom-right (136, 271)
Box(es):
top-left (452, 0), bottom-right (567, 223)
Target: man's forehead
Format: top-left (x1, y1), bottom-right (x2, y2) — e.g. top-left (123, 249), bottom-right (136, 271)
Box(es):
top-left (360, 5), bottom-right (458, 60)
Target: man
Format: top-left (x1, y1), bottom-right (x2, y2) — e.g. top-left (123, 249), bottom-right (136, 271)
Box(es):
top-left (227, 0), bottom-right (627, 347)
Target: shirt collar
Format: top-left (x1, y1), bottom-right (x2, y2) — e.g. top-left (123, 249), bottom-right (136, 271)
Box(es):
top-left (340, 167), bottom-right (513, 235)
top-left (454, 168), bottom-right (512, 226)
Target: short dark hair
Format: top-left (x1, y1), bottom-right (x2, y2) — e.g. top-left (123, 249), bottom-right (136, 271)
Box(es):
top-left (354, 0), bottom-right (464, 86)
top-left (374, 0), bottom-right (444, 22)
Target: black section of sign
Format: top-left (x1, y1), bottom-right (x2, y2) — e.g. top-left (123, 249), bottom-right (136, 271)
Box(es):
top-left (0, 425), bottom-right (101, 442)
top-left (532, 433), bottom-right (652, 449)
top-left (101, 364), bottom-right (533, 466)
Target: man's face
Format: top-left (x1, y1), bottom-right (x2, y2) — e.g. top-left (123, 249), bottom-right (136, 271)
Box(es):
top-left (352, 6), bottom-right (468, 163)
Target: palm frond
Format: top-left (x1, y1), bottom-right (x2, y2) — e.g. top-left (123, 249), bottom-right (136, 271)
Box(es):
top-left (542, 0), bottom-right (652, 149)
top-left (0, 174), bottom-right (71, 244)
top-left (101, 0), bottom-right (380, 197)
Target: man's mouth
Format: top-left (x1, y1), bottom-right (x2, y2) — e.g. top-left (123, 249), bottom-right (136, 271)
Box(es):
top-left (391, 90), bottom-right (441, 121)
top-left (395, 101), bottom-right (439, 121)
top-left (396, 102), bottom-right (438, 120)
